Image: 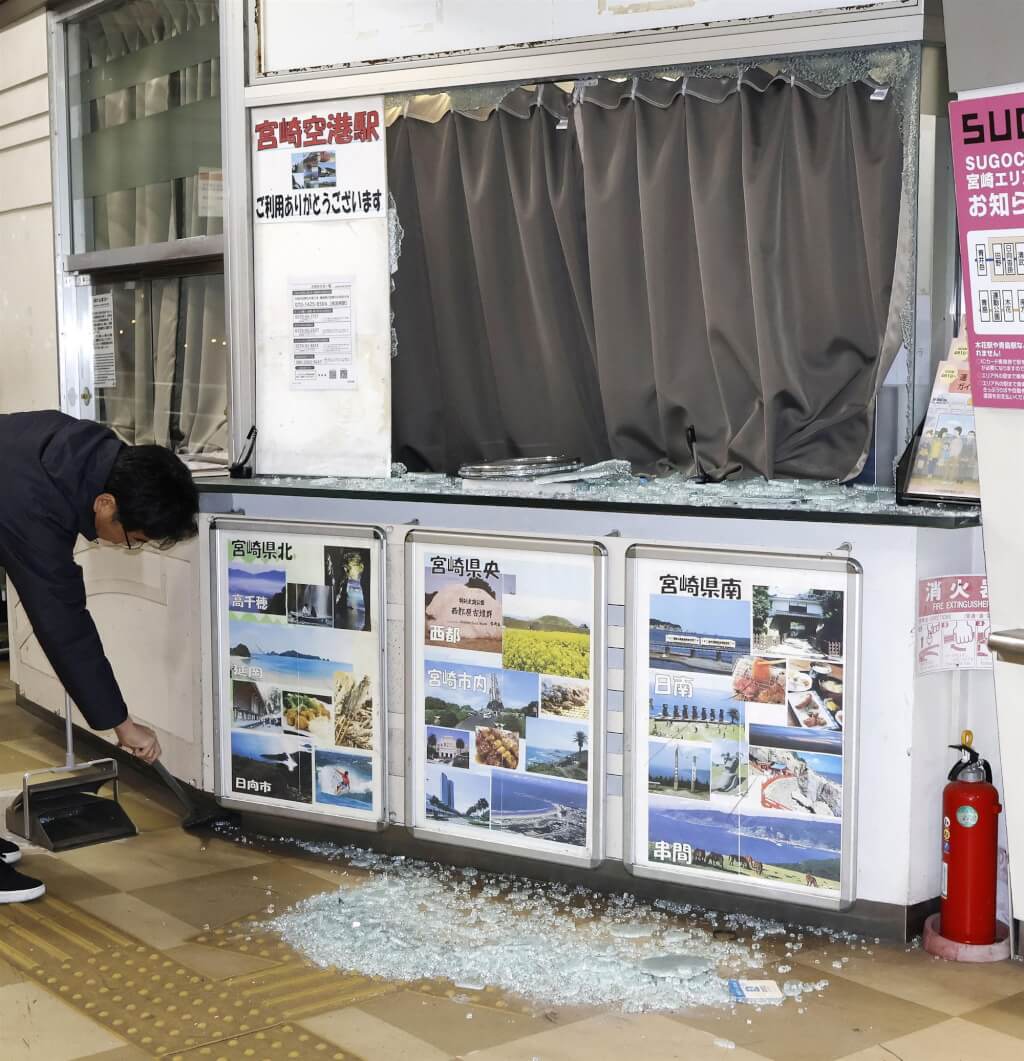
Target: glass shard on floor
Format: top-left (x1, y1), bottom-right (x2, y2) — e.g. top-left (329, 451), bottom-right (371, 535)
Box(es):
top-left (256, 842), bottom-right (837, 1013)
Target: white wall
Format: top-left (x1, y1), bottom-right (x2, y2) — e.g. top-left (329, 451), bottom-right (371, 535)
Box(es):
top-left (1, 12), bottom-right (206, 785)
top-left (0, 11), bottom-right (59, 413)
top-left (11, 539), bottom-right (207, 786)
top-left (1, 9), bottom-right (59, 712)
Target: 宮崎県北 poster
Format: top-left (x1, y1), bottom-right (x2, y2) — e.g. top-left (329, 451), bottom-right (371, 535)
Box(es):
top-left (408, 533), bottom-right (605, 865)
top-left (628, 547), bottom-right (858, 904)
top-left (215, 521), bottom-right (386, 826)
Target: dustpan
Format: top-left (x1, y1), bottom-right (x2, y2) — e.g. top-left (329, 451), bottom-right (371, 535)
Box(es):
top-left (6, 693), bottom-right (137, 851)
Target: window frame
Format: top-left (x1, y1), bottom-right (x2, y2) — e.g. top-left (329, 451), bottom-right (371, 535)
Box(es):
top-left (48, 0), bottom-right (252, 463)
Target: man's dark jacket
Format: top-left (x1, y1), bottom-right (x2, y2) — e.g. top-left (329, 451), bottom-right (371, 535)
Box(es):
top-left (0, 411), bottom-right (128, 730)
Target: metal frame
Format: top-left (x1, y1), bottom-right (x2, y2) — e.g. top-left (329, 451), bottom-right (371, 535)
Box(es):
top-left (209, 515), bottom-right (389, 832)
top-left (910, 43), bottom-right (959, 439)
top-left (405, 529), bottom-right (608, 870)
top-left (220, 0), bottom-right (256, 461)
top-left (49, 3), bottom-right (84, 415)
top-left (66, 236), bottom-right (225, 276)
top-left (246, 0), bottom-right (931, 89)
top-left (622, 543), bottom-right (863, 912)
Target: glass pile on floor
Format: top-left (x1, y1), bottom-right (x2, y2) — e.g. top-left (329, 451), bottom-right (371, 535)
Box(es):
top-left (220, 830), bottom-right (845, 1014)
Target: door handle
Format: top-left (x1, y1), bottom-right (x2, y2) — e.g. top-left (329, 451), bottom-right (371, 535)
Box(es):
top-left (988, 629), bottom-right (1024, 665)
top-left (80, 387), bottom-right (93, 406)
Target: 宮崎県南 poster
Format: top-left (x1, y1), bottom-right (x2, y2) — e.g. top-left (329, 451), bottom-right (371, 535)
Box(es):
top-left (631, 551), bottom-right (854, 899)
top-left (219, 526), bottom-right (384, 823)
top-left (410, 535), bottom-right (603, 862)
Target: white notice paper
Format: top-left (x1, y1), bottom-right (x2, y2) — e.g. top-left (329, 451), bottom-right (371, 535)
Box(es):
top-left (198, 166), bottom-right (224, 218)
top-left (290, 278), bottom-right (356, 389)
top-left (917, 574), bottom-right (992, 674)
top-left (92, 292), bottom-right (116, 389)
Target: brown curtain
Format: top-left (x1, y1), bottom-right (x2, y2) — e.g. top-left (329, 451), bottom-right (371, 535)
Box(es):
top-left (389, 76), bottom-right (903, 480)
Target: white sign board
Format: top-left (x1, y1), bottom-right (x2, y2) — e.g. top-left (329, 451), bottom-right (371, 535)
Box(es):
top-left (258, 0), bottom-right (911, 75)
top-left (251, 95), bottom-right (391, 477)
top-left (252, 102), bottom-right (386, 223)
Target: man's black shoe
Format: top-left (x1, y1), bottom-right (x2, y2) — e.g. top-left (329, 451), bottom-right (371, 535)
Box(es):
top-left (0, 861), bottom-right (45, 903)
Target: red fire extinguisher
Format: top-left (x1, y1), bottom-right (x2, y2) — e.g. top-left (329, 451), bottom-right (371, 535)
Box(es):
top-left (940, 730), bottom-right (1001, 945)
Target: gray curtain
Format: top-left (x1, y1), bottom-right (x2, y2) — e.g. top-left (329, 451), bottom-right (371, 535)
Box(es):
top-left (388, 89), bottom-right (609, 472)
top-left (99, 275), bottom-right (227, 456)
top-left (389, 76), bottom-right (903, 480)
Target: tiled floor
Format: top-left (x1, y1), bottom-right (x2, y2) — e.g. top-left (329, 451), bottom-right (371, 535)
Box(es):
top-left (1, 667), bottom-right (1023, 1061)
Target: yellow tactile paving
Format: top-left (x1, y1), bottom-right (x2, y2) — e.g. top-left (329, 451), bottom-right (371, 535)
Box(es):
top-left (168, 1023), bottom-right (360, 1061)
top-left (0, 898), bottom-right (390, 1059)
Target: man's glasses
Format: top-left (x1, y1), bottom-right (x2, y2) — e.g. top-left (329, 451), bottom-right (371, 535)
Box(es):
top-left (122, 529), bottom-right (175, 552)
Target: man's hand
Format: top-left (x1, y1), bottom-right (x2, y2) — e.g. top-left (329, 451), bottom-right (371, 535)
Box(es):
top-left (114, 719), bottom-right (162, 764)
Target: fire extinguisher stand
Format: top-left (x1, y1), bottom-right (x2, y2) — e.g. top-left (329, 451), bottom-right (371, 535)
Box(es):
top-left (924, 731), bottom-right (1013, 962)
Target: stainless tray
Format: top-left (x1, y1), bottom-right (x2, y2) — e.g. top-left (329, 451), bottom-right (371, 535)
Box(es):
top-left (458, 456), bottom-right (583, 480)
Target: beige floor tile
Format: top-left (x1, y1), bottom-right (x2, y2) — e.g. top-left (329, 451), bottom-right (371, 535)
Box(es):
top-left (163, 942), bottom-right (283, 980)
top-left (0, 955), bottom-right (25, 988)
top-left (115, 790), bottom-right (184, 834)
top-left (358, 989), bottom-right (558, 1056)
top-left (55, 824), bottom-right (272, 891)
top-left (3, 734), bottom-right (70, 762)
top-left (795, 941), bottom-right (1024, 1016)
top-left (77, 892), bottom-right (202, 950)
top-left (842, 1017), bottom-right (1024, 1060)
top-left (17, 851), bottom-right (120, 901)
top-left (0, 743), bottom-right (51, 774)
top-left (675, 960), bottom-right (949, 1061)
top-left (279, 856), bottom-right (369, 887)
top-left (77, 1048), bottom-right (153, 1061)
top-left (0, 709), bottom-right (57, 742)
top-left (832, 1050), bottom-right (916, 1061)
top-left (0, 771), bottom-right (34, 791)
top-left (961, 989), bottom-right (1024, 1040)
top-left (0, 980), bottom-right (126, 1061)
top-left (301, 1005), bottom-right (452, 1060)
top-left (127, 860), bottom-right (335, 929)
top-left (462, 1011), bottom-right (769, 1060)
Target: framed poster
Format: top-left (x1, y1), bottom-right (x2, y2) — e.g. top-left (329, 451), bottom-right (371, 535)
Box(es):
top-left (211, 518), bottom-right (387, 829)
top-left (406, 532), bottom-right (607, 867)
top-left (625, 546), bottom-right (861, 909)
